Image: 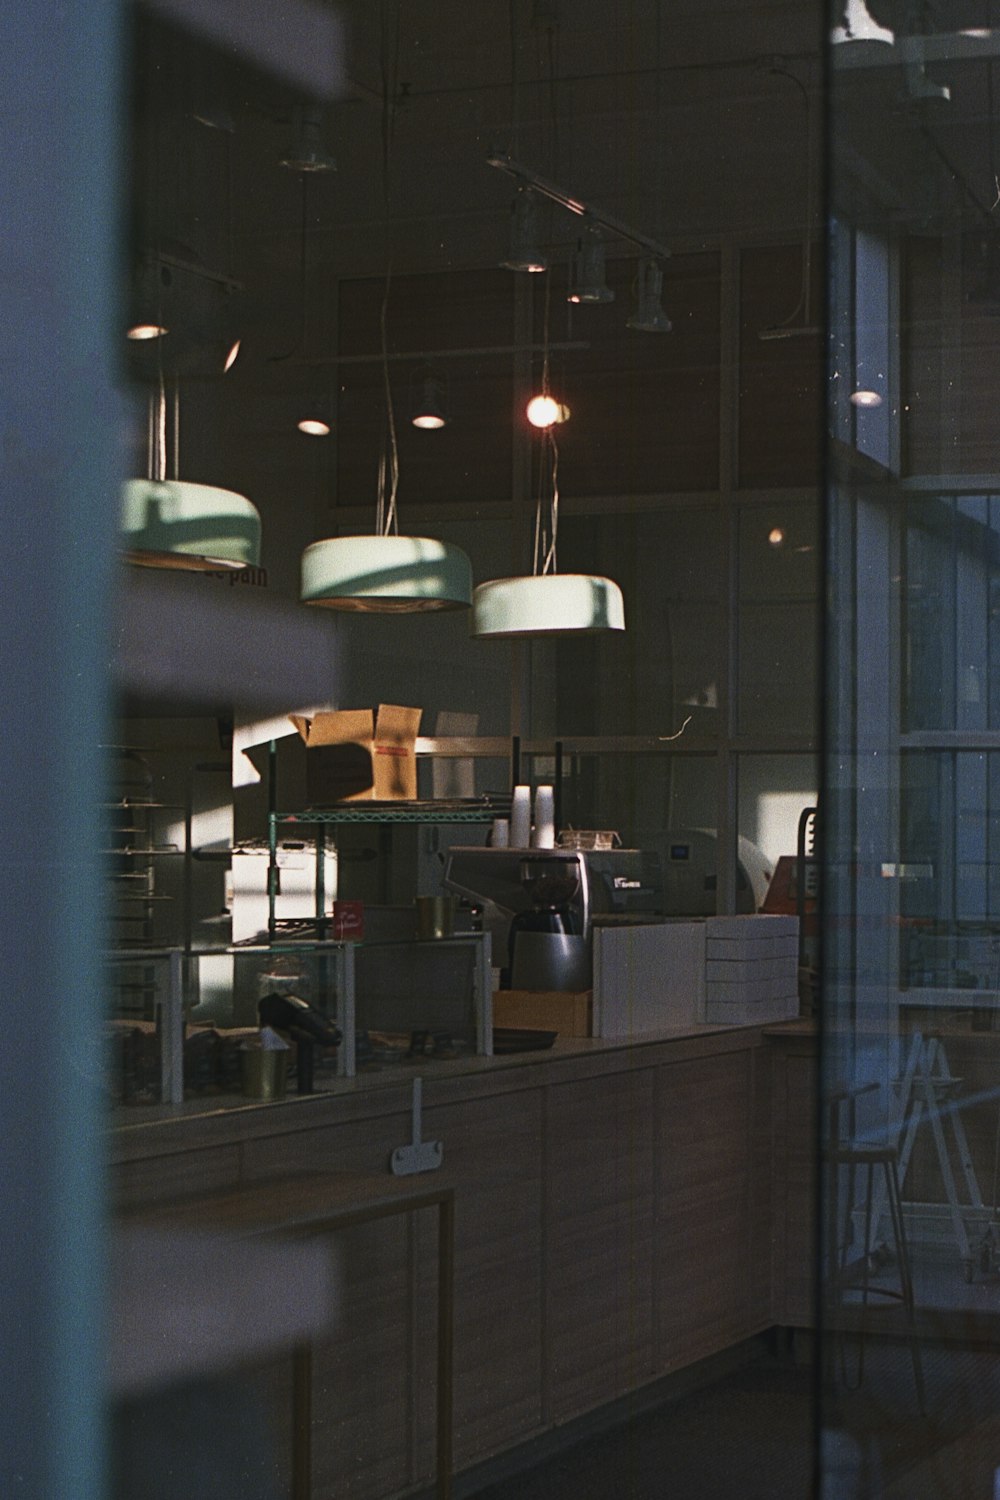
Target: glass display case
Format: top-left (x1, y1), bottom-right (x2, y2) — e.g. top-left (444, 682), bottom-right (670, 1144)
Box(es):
top-left (106, 932), bottom-right (493, 1107)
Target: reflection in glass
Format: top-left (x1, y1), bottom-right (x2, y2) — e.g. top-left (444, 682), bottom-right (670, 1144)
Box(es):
top-left (825, 12), bottom-right (1000, 1493)
top-left (738, 501), bottom-right (820, 738)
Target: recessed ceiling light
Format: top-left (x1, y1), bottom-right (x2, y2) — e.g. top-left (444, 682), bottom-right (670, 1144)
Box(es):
top-left (850, 389), bottom-right (883, 408)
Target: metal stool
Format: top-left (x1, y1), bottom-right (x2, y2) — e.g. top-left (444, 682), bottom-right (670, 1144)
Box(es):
top-left (825, 1082), bottom-right (925, 1410)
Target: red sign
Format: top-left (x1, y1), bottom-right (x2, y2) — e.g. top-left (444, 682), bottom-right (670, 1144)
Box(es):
top-left (332, 900), bottom-right (364, 940)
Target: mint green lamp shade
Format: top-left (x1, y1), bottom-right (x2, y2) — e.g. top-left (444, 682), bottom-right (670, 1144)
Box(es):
top-left (471, 572), bottom-right (625, 637)
top-left (121, 479), bottom-right (261, 571)
top-left (301, 534), bottom-right (473, 612)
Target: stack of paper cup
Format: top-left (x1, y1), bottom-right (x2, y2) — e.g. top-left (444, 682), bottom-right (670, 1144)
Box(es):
top-left (510, 785), bottom-right (532, 847)
top-left (532, 785), bottom-right (555, 848)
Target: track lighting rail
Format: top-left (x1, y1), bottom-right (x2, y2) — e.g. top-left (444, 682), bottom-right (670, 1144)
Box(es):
top-left (299, 340), bottom-right (589, 366)
top-left (486, 152), bottom-right (670, 261)
top-left (155, 248), bottom-right (243, 293)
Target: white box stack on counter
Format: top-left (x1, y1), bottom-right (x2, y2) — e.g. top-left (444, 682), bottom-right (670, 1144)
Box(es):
top-left (701, 914), bottom-right (800, 1025)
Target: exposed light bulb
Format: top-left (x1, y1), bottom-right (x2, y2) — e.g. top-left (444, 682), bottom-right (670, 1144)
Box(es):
top-left (298, 417), bottom-right (331, 437)
top-left (526, 395), bottom-right (569, 429)
top-left (768, 527), bottom-right (785, 547)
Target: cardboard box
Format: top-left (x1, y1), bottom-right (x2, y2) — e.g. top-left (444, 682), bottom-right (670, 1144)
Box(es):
top-left (593, 921), bottom-right (706, 1036)
top-left (706, 956), bottom-right (799, 984)
top-left (493, 989), bottom-right (593, 1038)
top-left (702, 994), bottom-right (800, 1026)
top-left (705, 913), bottom-right (798, 935)
top-left (290, 705), bottom-right (421, 803)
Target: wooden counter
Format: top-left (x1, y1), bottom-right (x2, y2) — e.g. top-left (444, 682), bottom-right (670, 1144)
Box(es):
top-left (111, 1023), bottom-right (799, 1500)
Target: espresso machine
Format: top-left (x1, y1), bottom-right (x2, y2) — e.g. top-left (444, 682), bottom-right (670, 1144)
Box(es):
top-left (443, 846), bottom-right (664, 990)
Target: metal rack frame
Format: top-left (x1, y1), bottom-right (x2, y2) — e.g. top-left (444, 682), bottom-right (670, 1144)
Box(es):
top-left (267, 804), bottom-right (499, 938)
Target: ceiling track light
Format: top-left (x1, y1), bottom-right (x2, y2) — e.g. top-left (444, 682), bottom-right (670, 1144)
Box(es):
top-left (501, 188), bottom-right (547, 273)
top-left (126, 246), bottom-right (244, 376)
top-left (627, 259), bottom-right (672, 333)
top-left (487, 152), bottom-right (670, 263)
top-left (297, 386), bottom-right (334, 436)
top-left (568, 228), bottom-right (614, 305)
top-left (126, 252), bottom-right (170, 343)
top-left (188, 58), bottom-right (235, 132)
top-left (280, 104), bottom-right (337, 173)
top-left (410, 367), bottom-right (449, 429)
top-left (127, 321), bottom-right (168, 342)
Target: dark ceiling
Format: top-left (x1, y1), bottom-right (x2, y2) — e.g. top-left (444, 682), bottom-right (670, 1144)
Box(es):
top-left (121, 1), bottom-right (1000, 591)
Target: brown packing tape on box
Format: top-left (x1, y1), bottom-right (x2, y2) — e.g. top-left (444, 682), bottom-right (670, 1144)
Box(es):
top-left (493, 989), bottom-right (593, 1038)
top-left (290, 705), bottom-right (421, 803)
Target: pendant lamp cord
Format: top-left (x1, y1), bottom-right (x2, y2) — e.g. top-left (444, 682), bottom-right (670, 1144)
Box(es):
top-left (155, 367), bottom-right (168, 483)
top-left (172, 376), bottom-right (180, 480)
top-left (148, 358), bottom-right (181, 484)
top-left (532, 269), bottom-right (560, 576)
top-left (376, 1), bottom-right (402, 537)
top-left (541, 428), bottom-right (560, 575)
top-left (147, 388), bottom-right (155, 482)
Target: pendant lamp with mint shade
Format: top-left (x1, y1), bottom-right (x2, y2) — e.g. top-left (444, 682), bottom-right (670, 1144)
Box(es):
top-left (299, 46), bottom-right (471, 615)
top-left (471, 286), bottom-right (624, 638)
top-left (298, 398), bottom-right (472, 611)
top-left (122, 379), bottom-right (260, 572)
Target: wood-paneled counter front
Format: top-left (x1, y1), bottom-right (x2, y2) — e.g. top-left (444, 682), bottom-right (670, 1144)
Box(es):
top-left (111, 1025), bottom-right (793, 1500)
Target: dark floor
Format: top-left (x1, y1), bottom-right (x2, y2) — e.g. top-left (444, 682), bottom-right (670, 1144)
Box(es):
top-left (461, 1328), bottom-right (1000, 1500)
top-left (464, 1357), bottom-right (815, 1500)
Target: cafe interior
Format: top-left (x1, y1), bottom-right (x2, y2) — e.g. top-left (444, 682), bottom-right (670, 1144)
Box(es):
top-left (9, 0), bottom-right (1000, 1496)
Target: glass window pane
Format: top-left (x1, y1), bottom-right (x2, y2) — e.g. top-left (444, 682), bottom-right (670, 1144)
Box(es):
top-left (539, 509), bottom-right (722, 738)
top-left (738, 501), bottom-right (820, 737)
top-left (904, 491), bottom-right (1000, 732)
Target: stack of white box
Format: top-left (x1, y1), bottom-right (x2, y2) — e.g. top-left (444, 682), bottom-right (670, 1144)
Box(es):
top-left (701, 914), bottom-right (800, 1025)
